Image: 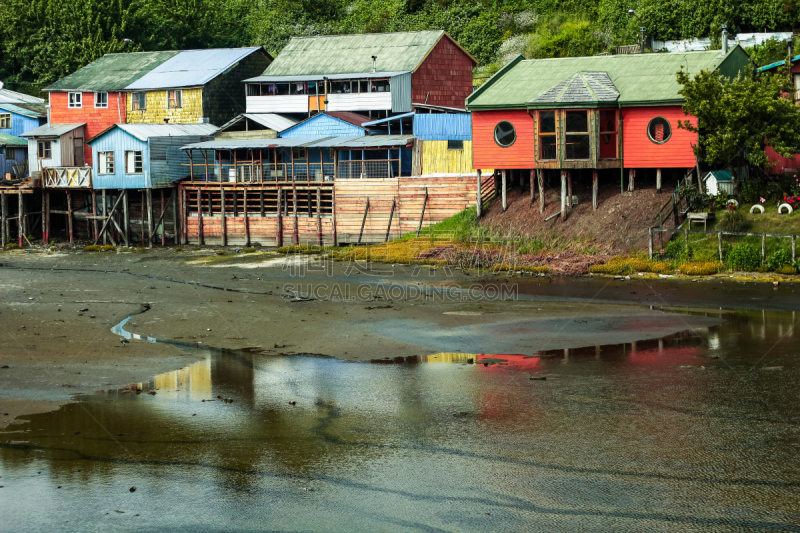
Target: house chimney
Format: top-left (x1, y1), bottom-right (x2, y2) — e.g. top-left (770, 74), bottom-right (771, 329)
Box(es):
top-left (372, 55), bottom-right (377, 73)
top-left (721, 24), bottom-right (728, 55)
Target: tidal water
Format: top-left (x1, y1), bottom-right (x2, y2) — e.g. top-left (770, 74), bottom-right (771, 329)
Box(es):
top-left (1, 308), bottom-right (799, 531)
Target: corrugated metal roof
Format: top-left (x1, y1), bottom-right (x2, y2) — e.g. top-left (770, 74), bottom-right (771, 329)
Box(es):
top-left (182, 134), bottom-right (414, 151)
top-left (0, 102), bottom-right (46, 118)
top-left (0, 86), bottom-right (45, 104)
top-left (361, 112), bottom-right (415, 126)
top-left (758, 54), bottom-right (800, 72)
top-left (0, 132), bottom-right (28, 147)
top-left (104, 123), bottom-right (219, 142)
top-left (245, 71), bottom-right (410, 83)
top-left (126, 48), bottom-right (263, 90)
top-left (413, 113), bottom-right (471, 140)
top-left (261, 31), bottom-right (452, 76)
top-left (467, 47), bottom-right (751, 109)
top-left (243, 113), bottom-right (298, 131)
top-left (20, 123), bottom-right (85, 137)
top-left (45, 51), bottom-right (179, 92)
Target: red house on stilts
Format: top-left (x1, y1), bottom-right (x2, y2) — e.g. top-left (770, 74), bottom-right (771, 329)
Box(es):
top-left (465, 46), bottom-right (750, 215)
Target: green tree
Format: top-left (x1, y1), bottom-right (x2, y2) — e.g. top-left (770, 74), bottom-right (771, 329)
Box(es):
top-left (676, 65), bottom-right (800, 193)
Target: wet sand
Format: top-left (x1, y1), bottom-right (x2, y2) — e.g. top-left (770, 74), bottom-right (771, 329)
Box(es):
top-left (1, 247), bottom-right (795, 428)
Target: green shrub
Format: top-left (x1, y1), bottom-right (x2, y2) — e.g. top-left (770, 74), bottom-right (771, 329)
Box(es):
top-left (174, 246), bottom-right (182, 252)
top-left (726, 243), bottom-right (761, 271)
top-left (100, 245), bottom-right (115, 252)
top-left (84, 245), bottom-right (101, 252)
top-left (662, 238), bottom-right (691, 263)
top-left (193, 246), bottom-right (202, 251)
top-left (776, 265), bottom-right (797, 275)
top-left (215, 250), bottom-right (225, 255)
top-left (679, 262), bottom-right (724, 275)
top-left (3, 243), bottom-right (20, 250)
top-left (766, 249), bottom-right (792, 271)
top-left (242, 247), bottom-right (256, 253)
top-left (741, 179), bottom-right (762, 204)
top-left (718, 209), bottom-right (751, 233)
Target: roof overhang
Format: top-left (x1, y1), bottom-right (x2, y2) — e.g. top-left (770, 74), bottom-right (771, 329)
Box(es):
top-left (182, 134), bottom-right (415, 151)
top-left (244, 71), bottom-right (410, 83)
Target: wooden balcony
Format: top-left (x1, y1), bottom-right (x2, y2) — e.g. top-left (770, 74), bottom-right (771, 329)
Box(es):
top-left (42, 167), bottom-right (92, 188)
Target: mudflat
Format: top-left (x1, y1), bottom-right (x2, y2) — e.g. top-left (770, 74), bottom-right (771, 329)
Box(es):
top-left (0, 247), bottom-right (765, 427)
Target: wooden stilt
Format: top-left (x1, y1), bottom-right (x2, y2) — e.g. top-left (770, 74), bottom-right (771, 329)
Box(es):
top-left (244, 188), bottom-right (250, 247)
top-left (171, 189), bottom-right (178, 245)
top-left (292, 186), bottom-right (298, 245)
top-left (181, 187), bottom-right (188, 244)
top-left (566, 171), bottom-right (572, 215)
top-left (146, 189), bottom-right (153, 249)
top-left (331, 185), bottom-right (338, 247)
top-left (476, 170), bottom-right (482, 218)
top-left (91, 190), bottom-right (98, 241)
top-left (221, 187), bottom-right (227, 247)
top-left (656, 168), bottom-right (662, 194)
top-left (123, 190), bottom-right (130, 247)
top-left (276, 186), bottom-right (283, 247)
top-left (160, 189), bottom-right (165, 246)
top-left (43, 190), bottom-right (50, 244)
top-left (628, 169), bottom-right (635, 192)
top-left (530, 169), bottom-right (535, 204)
top-left (259, 190), bottom-right (265, 217)
top-left (101, 189), bottom-right (107, 245)
top-left (358, 198), bottom-right (370, 244)
top-left (385, 198), bottom-right (395, 242)
top-left (316, 187), bottom-right (322, 245)
top-left (1, 193), bottom-right (7, 245)
top-left (592, 170), bottom-right (598, 210)
top-left (197, 190), bottom-right (204, 245)
top-left (416, 187), bottom-right (428, 237)
top-left (560, 171), bottom-right (567, 222)
top-left (17, 192), bottom-right (24, 247)
top-left (501, 170), bottom-right (507, 211)
top-left (140, 193), bottom-right (146, 246)
top-left (66, 190), bottom-right (74, 244)
top-left (537, 169), bottom-right (545, 214)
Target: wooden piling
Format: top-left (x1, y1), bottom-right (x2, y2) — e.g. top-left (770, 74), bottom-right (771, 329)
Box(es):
top-left (292, 187), bottom-right (298, 245)
top-left (171, 189), bottom-right (178, 246)
top-left (537, 169), bottom-right (545, 214)
top-left (476, 169), bottom-right (482, 218)
top-left (501, 170), bottom-right (507, 211)
top-left (91, 190), bottom-right (98, 241)
top-left (43, 190), bottom-right (49, 244)
top-left (160, 189), bottom-right (165, 246)
top-left (197, 189), bottom-right (204, 245)
top-left (102, 189), bottom-right (107, 245)
top-left (17, 192), bottom-right (24, 247)
top-left (1, 193), bottom-right (7, 245)
top-left (592, 170), bottom-right (598, 210)
top-left (276, 186), bottom-right (283, 247)
top-left (146, 189), bottom-right (153, 249)
top-left (244, 188), bottom-right (250, 247)
top-left (316, 187), bottom-right (322, 245)
top-left (628, 169), bottom-right (635, 192)
top-left (530, 169), bottom-right (535, 204)
top-left (566, 171), bottom-right (572, 215)
top-left (560, 171), bottom-right (567, 222)
top-left (140, 193), bottom-right (146, 246)
top-left (123, 190), bottom-right (130, 247)
top-left (66, 190), bottom-right (74, 244)
top-left (656, 168), bottom-right (662, 194)
top-left (221, 188), bottom-right (227, 247)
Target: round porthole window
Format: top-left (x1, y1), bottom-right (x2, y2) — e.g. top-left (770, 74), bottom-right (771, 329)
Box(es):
top-left (494, 121), bottom-right (516, 147)
top-left (647, 117), bottom-right (672, 144)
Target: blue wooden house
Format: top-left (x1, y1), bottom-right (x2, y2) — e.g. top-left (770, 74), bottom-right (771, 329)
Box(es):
top-left (0, 102), bottom-right (47, 177)
top-left (88, 123), bottom-right (217, 189)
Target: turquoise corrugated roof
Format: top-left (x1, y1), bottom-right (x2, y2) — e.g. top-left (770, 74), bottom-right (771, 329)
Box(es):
top-left (467, 46), bottom-right (751, 109)
top-left (0, 132), bottom-right (28, 147)
top-left (757, 54), bottom-right (800, 72)
top-left (261, 31), bottom-right (474, 76)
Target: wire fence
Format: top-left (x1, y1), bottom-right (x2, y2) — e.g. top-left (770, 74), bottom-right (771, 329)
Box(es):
top-left (650, 227), bottom-right (798, 262)
top-left (338, 159), bottom-right (399, 179)
top-left (187, 162), bottom-right (335, 183)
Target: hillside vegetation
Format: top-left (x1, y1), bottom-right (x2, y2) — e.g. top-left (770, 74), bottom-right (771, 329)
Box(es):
top-left (2, 0), bottom-right (800, 94)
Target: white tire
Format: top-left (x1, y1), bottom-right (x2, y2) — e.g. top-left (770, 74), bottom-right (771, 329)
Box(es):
top-left (726, 199), bottom-right (739, 208)
top-left (778, 203), bottom-right (793, 214)
top-left (750, 204), bottom-right (765, 214)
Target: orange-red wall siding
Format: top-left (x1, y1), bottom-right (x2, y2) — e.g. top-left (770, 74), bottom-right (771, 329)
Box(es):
top-left (411, 37), bottom-right (475, 110)
top-left (50, 91), bottom-right (127, 165)
top-left (471, 110), bottom-right (535, 169)
top-left (622, 106), bottom-right (697, 168)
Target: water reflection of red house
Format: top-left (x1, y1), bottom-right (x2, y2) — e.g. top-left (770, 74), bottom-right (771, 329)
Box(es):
top-left (477, 353), bottom-right (542, 372)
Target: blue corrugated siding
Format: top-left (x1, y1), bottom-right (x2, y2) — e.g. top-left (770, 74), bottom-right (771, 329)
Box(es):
top-left (1, 145), bottom-right (30, 176)
top-left (413, 113), bottom-right (471, 141)
top-left (89, 128), bottom-right (150, 189)
top-left (279, 114), bottom-right (365, 138)
top-left (0, 112), bottom-right (43, 138)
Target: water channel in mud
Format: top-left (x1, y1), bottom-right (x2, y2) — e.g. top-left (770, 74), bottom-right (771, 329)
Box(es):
top-left (1, 306), bottom-right (799, 531)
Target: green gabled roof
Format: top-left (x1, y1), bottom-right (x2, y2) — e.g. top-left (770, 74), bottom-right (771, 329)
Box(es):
top-left (261, 30), bottom-right (476, 77)
top-left (467, 46), bottom-right (751, 110)
top-left (46, 51), bottom-right (180, 92)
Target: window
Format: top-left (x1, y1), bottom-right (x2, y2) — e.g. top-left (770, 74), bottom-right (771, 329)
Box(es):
top-left (447, 140), bottom-right (464, 151)
top-left (167, 90), bottom-right (182, 109)
top-left (564, 110), bottom-right (590, 160)
top-left (277, 83), bottom-right (289, 95)
top-left (371, 79), bottom-right (390, 92)
top-left (292, 147), bottom-right (306, 160)
top-left (5, 148), bottom-right (16, 159)
top-left (125, 151), bottom-right (143, 174)
top-left (94, 92), bottom-right (108, 108)
top-left (647, 117), bottom-right (672, 144)
top-left (0, 113), bottom-right (10, 129)
top-left (246, 83), bottom-right (261, 97)
top-left (37, 140), bottom-right (52, 159)
top-left (329, 148), bottom-right (335, 160)
top-left (599, 109), bottom-right (618, 159)
top-left (131, 92), bottom-right (146, 111)
top-left (68, 92), bottom-right (82, 108)
top-left (330, 80), bottom-right (348, 94)
top-left (494, 121), bottom-right (516, 147)
top-left (359, 80), bottom-right (369, 93)
top-left (98, 151), bottom-right (114, 174)
top-left (290, 82), bottom-right (306, 95)
top-left (538, 110), bottom-right (557, 160)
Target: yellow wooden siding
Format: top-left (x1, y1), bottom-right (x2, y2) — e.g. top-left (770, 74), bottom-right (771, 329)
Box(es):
top-left (420, 140), bottom-right (492, 175)
top-left (126, 88), bottom-right (204, 124)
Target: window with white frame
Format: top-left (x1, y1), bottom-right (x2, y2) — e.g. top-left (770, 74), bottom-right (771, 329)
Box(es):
top-left (37, 140), bottom-right (52, 159)
top-left (94, 92), bottom-right (108, 108)
top-left (131, 92), bottom-right (146, 111)
top-left (68, 92), bottom-right (82, 108)
top-left (0, 113), bottom-right (10, 129)
top-left (98, 151), bottom-right (115, 174)
top-left (125, 151), bottom-right (143, 174)
top-left (167, 89), bottom-right (182, 109)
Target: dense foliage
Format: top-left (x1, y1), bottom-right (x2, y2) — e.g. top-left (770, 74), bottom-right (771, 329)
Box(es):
top-left (2, 0), bottom-right (800, 93)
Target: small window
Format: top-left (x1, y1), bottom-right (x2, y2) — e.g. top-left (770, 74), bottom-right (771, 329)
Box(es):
top-left (292, 147), bottom-right (306, 160)
top-left (6, 147), bottom-right (16, 159)
top-left (330, 80), bottom-right (347, 94)
top-left (447, 140), bottom-right (464, 151)
top-left (94, 92), bottom-right (108, 108)
top-left (246, 83), bottom-right (261, 97)
top-left (131, 92), bottom-right (146, 111)
top-left (98, 151), bottom-right (115, 174)
top-left (371, 79), bottom-right (390, 92)
top-left (0, 113), bottom-right (11, 129)
top-left (494, 121), bottom-right (516, 147)
top-left (647, 117), bottom-right (672, 144)
top-left (276, 83), bottom-right (289, 95)
top-left (125, 151), bottom-right (143, 174)
top-left (565, 110), bottom-right (590, 160)
top-left (359, 80), bottom-right (369, 93)
top-left (68, 92), bottom-right (82, 108)
top-left (538, 110), bottom-right (557, 160)
top-left (290, 82), bottom-right (306, 95)
top-left (38, 140), bottom-right (52, 159)
top-left (167, 90), bottom-right (182, 109)
top-left (329, 148), bottom-right (335, 160)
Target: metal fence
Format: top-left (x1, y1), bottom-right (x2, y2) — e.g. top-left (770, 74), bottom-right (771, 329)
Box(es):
top-left (187, 162), bottom-right (335, 183)
top-left (338, 159), bottom-right (399, 179)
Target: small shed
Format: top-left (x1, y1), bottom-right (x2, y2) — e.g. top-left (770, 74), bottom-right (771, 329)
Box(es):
top-left (703, 170), bottom-right (734, 196)
top-left (21, 123), bottom-right (86, 171)
top-left (0, 132), bottom-right (29, 177)
top-left (88, 123), bottom-right (217, 189)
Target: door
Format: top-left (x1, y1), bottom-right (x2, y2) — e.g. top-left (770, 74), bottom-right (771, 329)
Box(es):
top-left (73, 137), bottom-right (84, 167)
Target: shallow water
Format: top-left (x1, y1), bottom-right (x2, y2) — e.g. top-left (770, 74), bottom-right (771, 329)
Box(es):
top-left (1, 309), bottom-right (800, 532)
